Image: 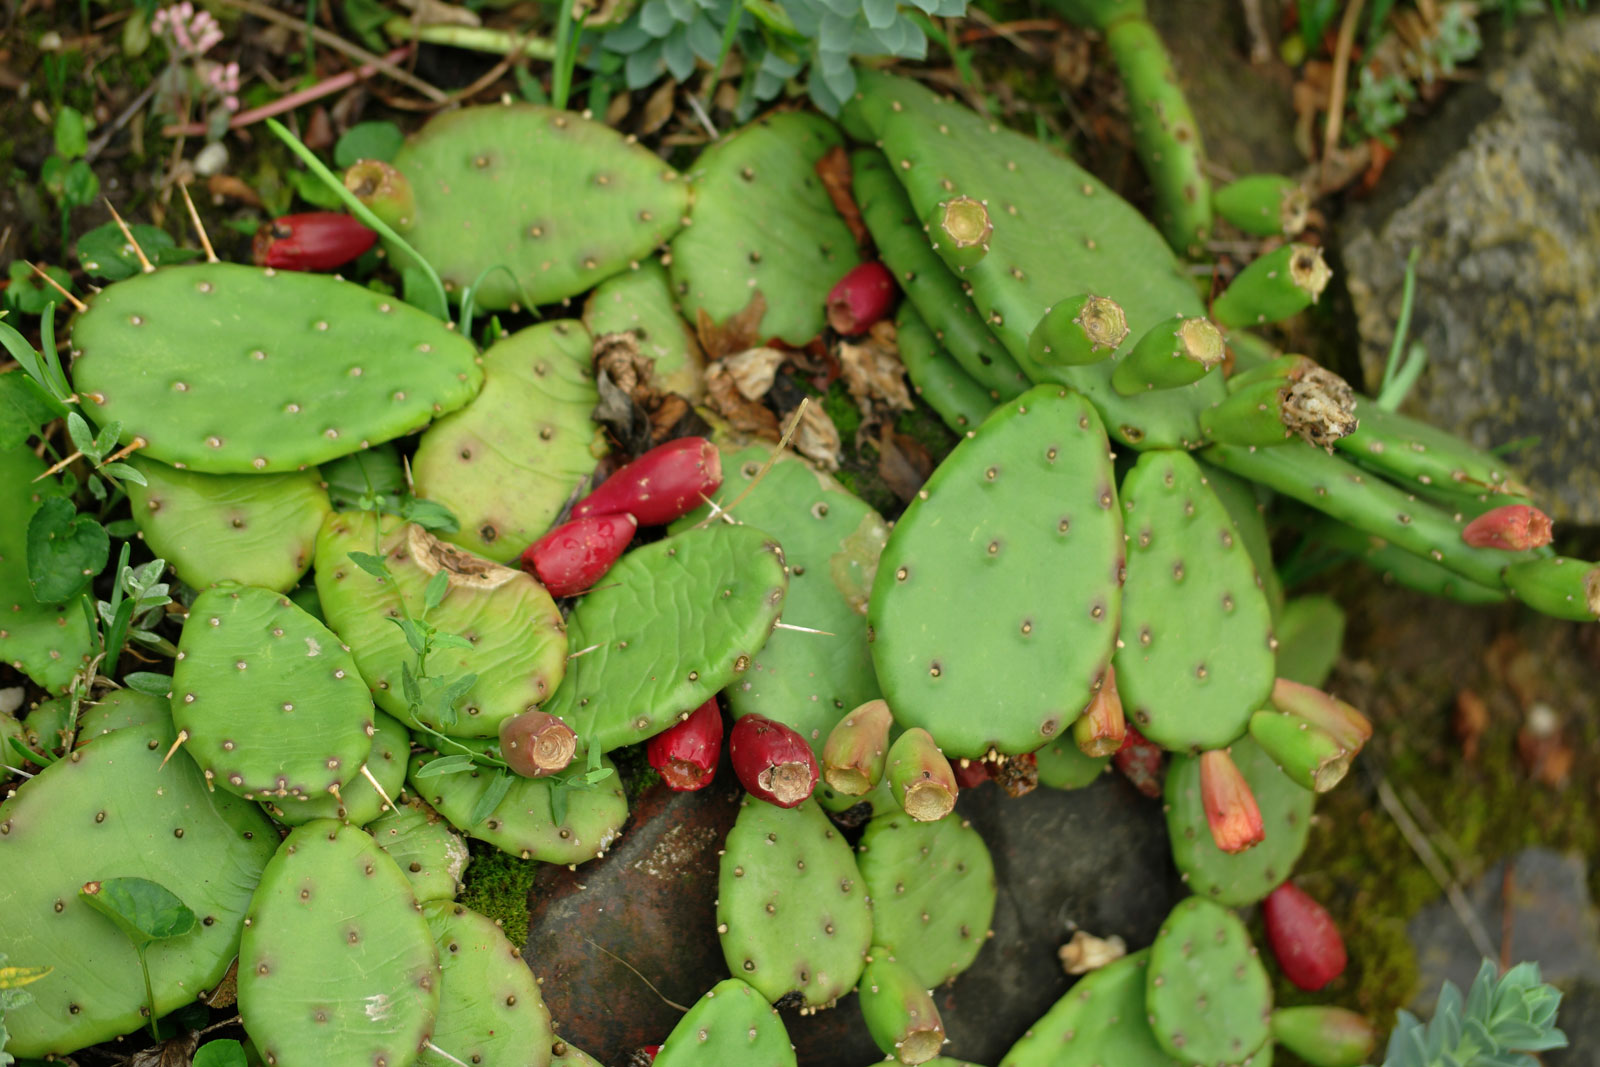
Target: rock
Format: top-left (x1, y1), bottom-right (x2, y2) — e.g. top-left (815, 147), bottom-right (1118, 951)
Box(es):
top-left (1339, 13), bottom-right (1600, 523)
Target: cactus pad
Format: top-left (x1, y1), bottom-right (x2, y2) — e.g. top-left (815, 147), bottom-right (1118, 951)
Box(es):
top-left (1034, 738), bottom-right (1111, 790)
top-left (544, 522), bottom-right (789, 753)
top-left (367, 795), bottom-right (471, 903)
top-left (856, 812), bottom-right (996, 986)
top-left (172, 584), bottom-right (375, 802)
top-left (411, 320), bottom-right (602, 562)
top-left (238, 820), bottom-right (440, 1067)
top-left (897, 303), bottom-right (1000, 434)
top-left (670, 112), bottom-right (860, 346)
top-left (1146, 897), bottom-right (1273, 1066)
top-left (73, 689), bottom-right (173, 747)
top-left (417, 901), bottom-right (554, 1067)
top-left (998, 949), bottom-right (1177, 1066)
top-left (1114, 451), bottom-right (1275, 753)
top-left (69, 263), bottom-right (482, 473)
top-left (125, 457), bottom-right (330, 592)
top-left (653, 979), bottom-right (797, 1067)
top-left (582, 258), bottom-right (706, 400)
top-left (0, 722), bottom-right (278, 1058)
top-left (869, 386), bottom-right (1123, 758)
top-left (0, 445), bottom-right (95, 693)
top-left (263, 710), bottom-right (409, 828)
top-left (388, 104), bottom-right (688, 309)
top-left (858, 947), bottom-right (947, 1064)
top-left (314, 511), bottom-right (567, 736)
top-left (717, 797), bottom-right (873, 1008)
top-left (1165, 736), bottom-right (1312, 906)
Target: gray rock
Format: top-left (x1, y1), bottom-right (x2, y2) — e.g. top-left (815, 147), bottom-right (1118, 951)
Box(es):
top-left (1340, 13), bottom-right (1600, 523)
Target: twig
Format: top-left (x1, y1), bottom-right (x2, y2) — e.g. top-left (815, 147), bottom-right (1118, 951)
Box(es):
top-left (1321, 0), bottom-right (1367, 180)
top-left (381, 18), bottom-right (557, 61)
top-left (582, 937), bottom-right (690, 1012)
top-left (215, 0), bottom-right (448, 103)
top-left (25, 261), bottom-right (87, 313)
top-left (1373, 775), bottom-right (1499, 961)
top-left (162, 47), bottom-right (416, 136)
top-left (85, 79), bottom-right (160, 164)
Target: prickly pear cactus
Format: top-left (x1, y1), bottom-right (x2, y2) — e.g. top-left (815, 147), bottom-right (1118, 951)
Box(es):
top-left (237, 820), bottom-right (440, 1067)
top-left (0, 445), bottom-right (95, 693)
top-left (262, 710), bottom-right (409, 828)
top-left (417, 901), bottom-right (554, 1067)
top-left (544, 522), bottom-right (789, 753)
top-left (171, 583), bottom-right (375, 802)
top-left (550, 1037), bottom-right (606, 1067)
top-left (582, 257), bottom-right (706, 400)
top-left (858, 947), bottom-right (946, 1064)
top-left (674, 443), bottom-right (887, 754)
top-left (653, 979), bottom-right (797, 1067)
top-left (855, 812), bottom-right (996, 986)
top-left (411, 320), bottom-right (603, 562)
top-left (670, 112), bottom-right (860, 346)
top-left (998, 949), bottom-right (1177, 1067)
top-left (314, 512), bottom-right (567, 736)
top-left (717, 797), bottom-right (873, 1009)
top-left (69, 263), bottom-right (483, 473)
top-left (124, 457), bottom-right (329, 592)
top-left (896, 303), bottom-right (1001, 434)
top-left (1034, 737), bottom-right (1111, 790)
top-left (71, 690), bottom-right (170, 746)
top-left (0, 722), bottom-right (278, 1058)
top-left (1114, 451), bottom-right (1275, 753)
top-left (385, 104), bottom-right (689, 309)
top-left (367, 795), bottom-right (471, 903)
top-left (1146, 897), bottom-right (1273, 1066)
top-left (1165, 737), bottom-right (1312, 906)
top-left (869, 386), bottom-right (1123, 757)
top-left (407, 751), bottom-right (627, 864)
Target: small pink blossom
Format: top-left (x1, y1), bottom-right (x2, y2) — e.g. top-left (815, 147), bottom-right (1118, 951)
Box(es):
top-left (153, 2), bottom-right (223, 58)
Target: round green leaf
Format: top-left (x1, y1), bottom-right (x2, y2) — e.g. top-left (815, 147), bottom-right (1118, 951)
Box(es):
top-left (334, 121), bottom-right (405, 168)
top-left (26, 496), bottom-right (109, 604)
top-left (78, 876), bottom-right (197, 947)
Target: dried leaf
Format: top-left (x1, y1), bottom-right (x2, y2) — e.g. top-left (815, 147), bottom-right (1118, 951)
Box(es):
top-left (706, 361), bottom-right (781, 440)
top-left (837, 321), bottom-right (913, 414)
top-left (640, 81), bottom-right (676, 136)
top-left (695, 291), bottom-right (768, 360)
top-left (790, 402), bottom-right (842, 471)
top-left (206, 174), bottom-right (262, 207)
top-left (722, 347), bottom-right (786, 400)
top-left (876, 425), bottom-right (931, 502)
top-left (1058, 930), bottom-right (1128, 975)
top-left (1453, 689), bottom-right (1489, 762)
top-left (815, 145), bottom-right (867, 248)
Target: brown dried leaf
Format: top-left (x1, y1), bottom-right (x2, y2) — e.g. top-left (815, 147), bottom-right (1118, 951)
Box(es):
top-left (695, 291), bottom-right (768, 360)
top-left (722, 347), bottom-right (787, 400)
top-left (876, 425), bottom-right (932, 502)
top-left (790, 402), bottom-right (842, 471)
top-left (838, 320), bottom-right (913, 414)
top-left (706, 361), bottom-right (781, 440)
top-left (815, 145), bottom-right (867, 248)
top-left (1454, 688), bottom-right (1489, 762)
top-left (640, 80), bottom-right (677, 136)
top-left (206, 173), bottom-right (262, 207)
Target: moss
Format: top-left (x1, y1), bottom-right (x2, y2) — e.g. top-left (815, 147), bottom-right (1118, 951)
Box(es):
top-left (609, 741), bottom-right (661, 804)
top-left (456, 840), bottom-right (539, 949)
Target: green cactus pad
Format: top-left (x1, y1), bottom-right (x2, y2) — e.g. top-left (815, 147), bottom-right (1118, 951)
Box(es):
top-left (1165, 736), bottom-right (1312, 906)
top-left (0, 723), bottom-right (278, 1058)
top-left (417, 901), bottom-right (554, 1067)
top-left (387, 103), bottom-right (689, 309)
top-left (852, 148), bottom-right (1028, 400)
top-left (1303, 518), bottom-right (1507, 606)
top-left (897, 303), bottom-right (1000, 434)
top-left (1334, 400), bottom-right (1530, 498)
top-left (717, 797), bottom-right (873, 1009)
top-left (582, 257), bottom-right (706, 400)
top-left (1211, 244), bottom-right (1331, 329)
top-left (407, 752), bottom-right (628, 864)
top-left (1114, 451), bottom-right (1275, 753)
top-left (69, 263), bottom-right (482, 474)
top-left (0, 445), bottom-right (95, 693)
top-left (73, 690), bottom-right (172, 747)
top-left (550, 1037), bottom-right (605, 1066)
top-left (841, 70), bottom-right (1227, 449)
top-left (314, 511), bottom-right (567, 736)
top-left (670, 113), bottom-right (860, 346)
top-left (411, 320), bottom-right (602, 562)
top-left (654, 979), bottom-right (797, 1067)
top-left (367, 795), bottom-right (471, 903)
top-left (263, 710), bottom-right (409, 828)
top-left (1272, 595), bottom-right (1346, 689)
top-left (545, 522), bottom-right (789, 753)
top-left (998, 950), bottom-right (1178, 1067)
top-left (1146, 897), bottom-right (1273, 1065)
top-left (869, 386), bottom-right (1123, 758)
top-left (1212, 175), bottom-right (1308, 238)
top-left (673, 445), bottom-right (886, 755)
top-left (859, 947), bottom-right (947, 1064)
top-left (124, 457), bottom-right (329, 593)
top-left (1502, 556), bottom-right (1600, 621)
top-left (1034, 738), bottom-right (1111, 790)
top-left (1199, 463), bottom-right (1284, 624)
top-left (22, 696), bottom-right (73, 758)
top-left (172, 584), bottom-right (375, 802)
top-left (238, 820), bottom-right (440, 1067)
top-left (856, 812), bottom-right (996, 986)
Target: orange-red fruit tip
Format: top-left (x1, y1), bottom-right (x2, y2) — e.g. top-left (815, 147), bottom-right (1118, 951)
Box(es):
top-left (571, 437), bottom-right (723, 527)
top-left (826, 261), bottom-right (897, 335)
top-left (1270, 678), bottom-right (1373, 750)
top-left (1461, 504), bottom-right (1554, 550)
top-left (521, 512), bottom-right (638, 598)
top-left (646, 697), bottom-right (724, 791)
top-left (1199, 749), bottom-right (1265, 853)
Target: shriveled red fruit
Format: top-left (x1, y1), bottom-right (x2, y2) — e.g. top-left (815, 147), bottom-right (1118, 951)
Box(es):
top-left (992, 752), bottom-right (1038, 797)
top-left (1113, 724), bottom-right (1165, 798)
top-left (1199, 748), bottom-right (1265, 853)
top-left (571, 437), bottom-right (722, 527)
top-left (1073, 665), bottom-right (1126, 758)
top-left (1263, 881), bottom-right (1348, 991)
top-left (646, 697), bottom-right (724, 791)
top-left (729, 713), bottom-right (819, 808)
top-left (826, 261), bottom-right (896, 334)
top-left (952, 757), bottom-right (990, 790)
top-left (1461, 504), bottom-right (1554, 550)
top-left (252, 212), bottom-right (377, 271)
top-left (498, 710), bottom-right (577, 778)
top-left (520, 513), bottom-right (638, 597)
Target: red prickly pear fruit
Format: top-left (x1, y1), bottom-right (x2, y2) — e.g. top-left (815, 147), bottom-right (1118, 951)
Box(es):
top-left (571, 437), bottom-right (722, 527)
top-left (1270, 678), bottom-right (1372, 753)
top-left (821, 698), bottom-right (893, 796)
top-left (520, 513), bottom-right (638, 597)
top-left (1199, 749), bottom-right (1265, 853)
top-left (646, 697), bottom-right (723, 791)
top-left (1113, 724), bottom-right (1165, 798)
top-left (826, 261), bottom-right (896, 335)
top-left (1263, 881), bottom-right (1348, 991)
top-left (498, 710), bottom-right (578, 778)
top-left (1074, 666), bottom-right (1126, 758)
top-left (952, 757), bottom-right (990, 790)
top-left (885, 727), bottom-right (959, 821)
top-left (1270, 1005), bottom-right (1375, 1066)
top-left (252, 212), bottom-right (378, 271)
top-left (1461, 504), bottom-right (1554, 550)
top-left (729, 713), bottom-right (819, 808)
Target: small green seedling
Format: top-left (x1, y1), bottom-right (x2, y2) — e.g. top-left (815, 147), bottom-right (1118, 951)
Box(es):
top-left (192, 1038), bottom-right (248, 1067)
top-left (77, 877), bottom-right (196, 1041)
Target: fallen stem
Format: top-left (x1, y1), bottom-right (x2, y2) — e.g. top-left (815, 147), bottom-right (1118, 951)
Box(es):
top-left (162, 47), bottom-right (415, 137)
top-left (382, 17), bottom-right (558, 61)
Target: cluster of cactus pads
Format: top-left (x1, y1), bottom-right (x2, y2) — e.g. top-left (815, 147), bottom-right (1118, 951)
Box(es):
top-left (1, 31), bottom-right (1589, 1067)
